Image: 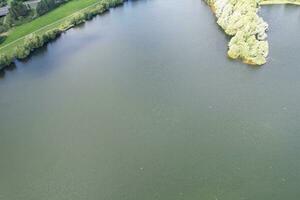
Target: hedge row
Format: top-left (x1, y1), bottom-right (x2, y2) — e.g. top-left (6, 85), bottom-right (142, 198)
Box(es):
top-left (0, 0), bottom-right (124, 70)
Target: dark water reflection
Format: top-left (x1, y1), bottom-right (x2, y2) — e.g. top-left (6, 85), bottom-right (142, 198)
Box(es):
top-left (0, 1), bottom-right (300, 200)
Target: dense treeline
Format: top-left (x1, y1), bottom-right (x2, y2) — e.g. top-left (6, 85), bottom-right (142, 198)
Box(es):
top-left (15, 28), bottom-right (60, 59)
top-left (0, 0), bottom-right (7, 7)
top-left (0, 52), bottom-right (12, 66)
top-left (8, 0), bottom-right (30, 20)
top-left (36, 0), bottom-right (71, 16)
top-left (0, 0), bottom-right (124, 69)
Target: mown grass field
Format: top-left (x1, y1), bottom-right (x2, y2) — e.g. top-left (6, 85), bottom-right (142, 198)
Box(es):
top-left (0, 0), bottom-right (101, 56)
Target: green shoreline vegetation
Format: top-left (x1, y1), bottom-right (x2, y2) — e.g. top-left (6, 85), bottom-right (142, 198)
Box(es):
top-left (205, 0), bottom-right (300, 65)
top-left (0, 0), bottom-right (124, 70)
top-left (0, 0), bottom-right (299, 69)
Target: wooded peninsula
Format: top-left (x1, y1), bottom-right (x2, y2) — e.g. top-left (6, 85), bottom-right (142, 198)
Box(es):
top-left (205, 0), bottom-right (300, 65)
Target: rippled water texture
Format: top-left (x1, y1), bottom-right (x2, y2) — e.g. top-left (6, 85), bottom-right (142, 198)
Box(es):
top-left (0, 1), bottom-right (300, 199)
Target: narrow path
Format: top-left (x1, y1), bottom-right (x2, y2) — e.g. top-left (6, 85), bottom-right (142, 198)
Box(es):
top-left (0, 1), bottom-right (101, 51)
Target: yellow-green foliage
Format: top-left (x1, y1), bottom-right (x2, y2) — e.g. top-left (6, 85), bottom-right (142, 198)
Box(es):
top-left (206, 0), bottom-right (269, 65)
top-left (0, 53), bottom-right (13, 67)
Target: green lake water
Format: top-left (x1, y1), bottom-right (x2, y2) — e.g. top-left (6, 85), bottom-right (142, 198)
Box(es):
top-left (0, 0), bottom-right (300, 199)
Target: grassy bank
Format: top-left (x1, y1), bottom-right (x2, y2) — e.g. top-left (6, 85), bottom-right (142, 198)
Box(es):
top-left (0, 0), bottom-right (124, 69)
top-left (0, 0), bottom-right (106, 54)
top-left (260, 0), bottom-right (300, 5)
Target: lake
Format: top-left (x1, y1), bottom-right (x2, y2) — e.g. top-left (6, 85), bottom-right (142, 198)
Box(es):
top-left (0, 0), bottom-right (300, 199)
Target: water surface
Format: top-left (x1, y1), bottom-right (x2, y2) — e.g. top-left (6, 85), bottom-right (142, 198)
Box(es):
top-left (0, 1), bottom-right (300, 199)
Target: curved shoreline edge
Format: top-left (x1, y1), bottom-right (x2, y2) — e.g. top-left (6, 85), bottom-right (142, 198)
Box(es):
top-left (1, 0), bottom-right (299, 70)
top-left (205, 0), bottom-right (299, 66)
top-left (0, 0), bottom-right (126, 71)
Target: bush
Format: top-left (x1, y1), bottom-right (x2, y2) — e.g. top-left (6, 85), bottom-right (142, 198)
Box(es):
top-left (0, 35), bottom-right (7, 44)
top-left (15, 29), bottom-right (62, 60)
top-left (43, 28), bottom-right (61, 41)
top-left (15, 34), bottom-right (43, 59)
top-left (0, 24), bottom-right (9, 34)
top-left (69, 12), bottom-right (85, 26)
top-left (24, 34), bottom-right (44, 49)
top-left (0, 0), bottom-right (7, 7)
top-left (93, 3), bottom-right (108, 14)
top-left (36, 0), bottom-right (68, 16)
top-left (102, 0), bottom-right (123, 9)
top-left (15, 45), bottom-right (30, 59)
top-left (9, 0), bottom-right (30, 20)
top-left (0, 53), bottom-right (13, 69)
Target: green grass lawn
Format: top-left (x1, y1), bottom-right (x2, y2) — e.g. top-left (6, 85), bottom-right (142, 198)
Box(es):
top-left (0, 0), bottom-right (101, 55)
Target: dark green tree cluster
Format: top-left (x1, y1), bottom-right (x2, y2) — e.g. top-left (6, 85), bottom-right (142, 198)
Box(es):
top-left (0, 53), bottom-right (13, 67)
top-left (102, 0), bottom-right (124, 8)
top-left (36, 0), bottom-right (71, 16)
top-left (8, 0), bottom-right (30, 20)
top-left (0, 24), bottom-right (8, 34)
top-left (0, 0), bottom-right (7, 7)
top-left (0, 34), bottom-right (6, 43)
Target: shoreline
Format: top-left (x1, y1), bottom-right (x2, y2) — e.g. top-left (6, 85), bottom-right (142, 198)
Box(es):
top-left (0, 0), bottom-right (126, 71)
top-left (205, 0), bottom-right (299, 66)
top-left (205, 0), bottom-right (269, 65)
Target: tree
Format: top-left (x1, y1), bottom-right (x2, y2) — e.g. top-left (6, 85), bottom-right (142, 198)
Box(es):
top-left (0, 54), bottom-right (13, 67)
top-left (36, 0), bottom-right (49, 16)
top-left (9, 0), bottom-right (30, 20)
top-left (36, 0), bottom-right (68, 16)
top-left (0, 0), bottom-right (7, 7)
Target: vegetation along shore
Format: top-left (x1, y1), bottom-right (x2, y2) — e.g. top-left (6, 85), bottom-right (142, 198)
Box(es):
top-left (204, 0), bottom-right (300, 65)
top-left (0, 0), bottom-right (125, 70)
top-left (0, 0), bottom-right (299, 69)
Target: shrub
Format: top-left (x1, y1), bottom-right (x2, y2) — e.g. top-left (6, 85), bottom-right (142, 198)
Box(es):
top-left (24, 34), bottom-right (44, 49)
top-left (0, 24), bottom-right (9, 34)
top-left (15, 34), bottom-right (43, 59)
top-left (0, 35), bottom-right (7, 44)
top-left (9, 0), bottom-right (30, 20)
top-left (69, 13), bottom-right (85, 26)
top-left (41, 29), bottom-right (60, 41)
top-left (0, 0), bottom-right (7, 7)
top-left (15, 45), bottom-right (30, 59)
top-left (102, 0), bottom-right (123, 9)
top-left (36, 0), bottom-right (68, 16)
top-left (0, 53), bottom-right (13, 68)
top-left (15, 28), bottom-right (62, 60)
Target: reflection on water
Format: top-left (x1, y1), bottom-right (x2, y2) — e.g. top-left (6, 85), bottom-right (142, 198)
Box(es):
top-left (0, 1), bottom-right (300, 200)
top-left (0, 63), bottom-right (16, 79)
